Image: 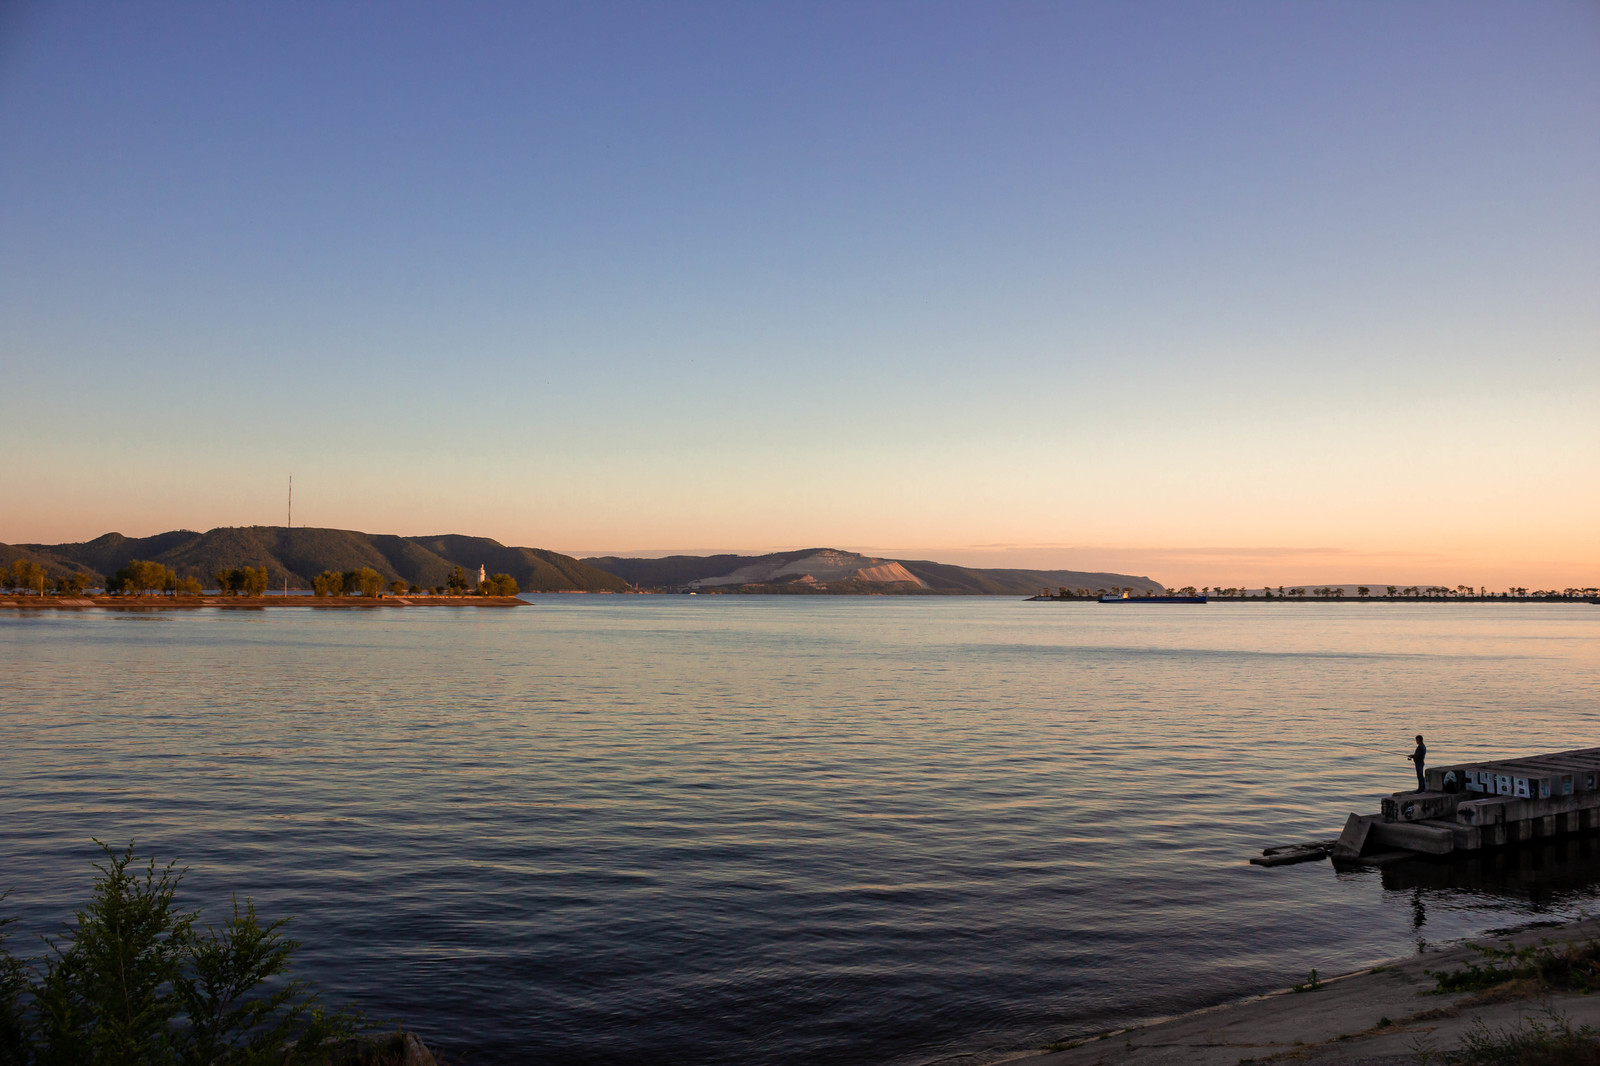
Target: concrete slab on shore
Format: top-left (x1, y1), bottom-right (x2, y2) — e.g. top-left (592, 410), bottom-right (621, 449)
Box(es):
top-left (1004, 918), bottom-right (1600, 1066)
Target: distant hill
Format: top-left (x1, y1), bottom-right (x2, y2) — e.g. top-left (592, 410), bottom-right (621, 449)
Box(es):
top-left (2, 527), bottom-right (629, 592)
top-left (2, 532), bottom-right (1163, 595)
top-left (582, 551), bottom-right (819, 589)
top-left (583, 549), bottom-right (1163, 595)
top-left (896, 559), bottom-right (1166, 596)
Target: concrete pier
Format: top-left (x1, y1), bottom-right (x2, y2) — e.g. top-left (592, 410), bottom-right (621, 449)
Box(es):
top-left (1332, 746), bottom-right (1600, 862)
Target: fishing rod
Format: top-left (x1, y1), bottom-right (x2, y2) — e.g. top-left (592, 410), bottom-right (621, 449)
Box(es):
top-left (1348, 741), bottom-right (1413, 757)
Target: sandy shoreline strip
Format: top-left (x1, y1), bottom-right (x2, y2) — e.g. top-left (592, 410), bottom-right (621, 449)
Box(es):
top-left (0, 594), bottom-right (526, 609)
top-left (956, 916), bottom-right (1600, 1066)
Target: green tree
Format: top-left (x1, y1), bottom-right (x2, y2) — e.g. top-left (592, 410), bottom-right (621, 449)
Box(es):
top-left (29, 845), bottom-right (194, 1063)
top-left (445, 567), bottom-right (468, 595)
top-left (175, 576), bottom-right (203, 596)
top-left (55, 572), bottom-right (93, 596)
top-left (111, 561), bottom-right (174, 596)
top-left (1, 909), bottom-right (27, 1063)
top-left (2, 843), bottom-right (366, 1065)
top-left (311, 571), bottom-right (342, 597)
top-left (479, 573), bottom-right (519, 597)
top-left (241, 567), bottom-right (268, 597)
top-left (389, 581), bottom-right (407, 596)
top-left (9, 560), bottom-right (47, 596)
top-left (353, 568), bottom-right (383, 598)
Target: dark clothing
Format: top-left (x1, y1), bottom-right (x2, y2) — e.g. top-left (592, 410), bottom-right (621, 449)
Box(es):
top-left (1411, 742), bottom-right (1427, 791)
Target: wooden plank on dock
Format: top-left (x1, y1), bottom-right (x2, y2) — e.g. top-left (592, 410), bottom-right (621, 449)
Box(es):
top-left (1250, 840), bottom-right (1336, 866)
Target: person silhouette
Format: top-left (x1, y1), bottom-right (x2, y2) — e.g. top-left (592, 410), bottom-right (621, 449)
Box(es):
top-left (1410, 734), bottom-right (1427, 792)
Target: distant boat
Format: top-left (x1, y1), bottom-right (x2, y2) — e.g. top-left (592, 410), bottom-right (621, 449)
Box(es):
top-left (1099, 594), bottom-right (1207, 604)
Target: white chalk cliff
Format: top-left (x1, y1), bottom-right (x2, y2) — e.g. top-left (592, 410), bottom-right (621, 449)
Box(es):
top-left (687, 550), bottom-right (929, 589)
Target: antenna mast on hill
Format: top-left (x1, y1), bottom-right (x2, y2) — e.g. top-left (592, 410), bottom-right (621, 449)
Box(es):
top-left (285, 475), bottom-right (293, 597)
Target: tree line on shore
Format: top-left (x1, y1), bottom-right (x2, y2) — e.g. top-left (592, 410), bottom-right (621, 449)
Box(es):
top-left (1046, 583), bottom-right (1600, 600)
top-left (2, 559), bottom-right (99, 597)
top-left (0, 559), bottom-right (520, 598)
top-left (4, 554), bottom-right (1588, 601)
top-left (310, 566), bottom-right (518, 598)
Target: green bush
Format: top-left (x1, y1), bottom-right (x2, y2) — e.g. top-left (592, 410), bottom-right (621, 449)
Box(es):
top-left (1431, 940), bottom-right (1600, 995)
top-left (0, 843), bottom-right (366, 1065)
top-left (478, 574), bottom-right (518, 597)
top-left (1453, 1006), bottom-right (1600, 1065)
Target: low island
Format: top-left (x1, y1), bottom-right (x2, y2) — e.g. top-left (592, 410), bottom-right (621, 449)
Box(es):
top-left (0, 593), bottom-right (526, 610)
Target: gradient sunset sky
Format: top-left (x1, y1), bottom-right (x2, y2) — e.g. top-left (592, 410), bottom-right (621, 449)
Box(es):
top-left (2, 2), bottom-right (1596, 588)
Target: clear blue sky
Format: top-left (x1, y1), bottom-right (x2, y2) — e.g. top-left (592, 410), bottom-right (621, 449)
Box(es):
top-left (2, 1), bottom-right (1596, 586)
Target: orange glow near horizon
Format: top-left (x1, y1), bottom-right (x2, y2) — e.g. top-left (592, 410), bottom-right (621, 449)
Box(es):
top-left (2, 7), bottom-right (1595, 596)
top-left (5, 498), bottom-right (1594, 592)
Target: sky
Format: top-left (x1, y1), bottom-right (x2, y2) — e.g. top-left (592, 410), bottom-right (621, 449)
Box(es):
top-left (1, 1), bottom-right (1596, 588)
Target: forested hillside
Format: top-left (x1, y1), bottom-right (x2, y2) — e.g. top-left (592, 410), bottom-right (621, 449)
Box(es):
top-left (2, 527), bottom-right (629, 592)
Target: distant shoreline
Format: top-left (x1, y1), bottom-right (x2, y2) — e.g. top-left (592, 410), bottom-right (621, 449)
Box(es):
top-left (1030, 594), bottom-right (1600, 604)
top-left (0, 594), bottom-right (527, 610)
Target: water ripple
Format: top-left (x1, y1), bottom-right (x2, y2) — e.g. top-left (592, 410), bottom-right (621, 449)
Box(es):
top-left (1, 600), bottom-right (1597, 1065)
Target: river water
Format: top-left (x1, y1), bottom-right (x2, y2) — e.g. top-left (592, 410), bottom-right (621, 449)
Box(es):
top-left (2, 598), bottom-right (1598, 1064)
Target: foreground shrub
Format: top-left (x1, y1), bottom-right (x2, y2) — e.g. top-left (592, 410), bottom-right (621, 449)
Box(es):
top-left (1450, 1005), bottom-right (1600, 1065)
top-left (1431, 939), bottom-right (1600, 996)
top-left (0, 842), bottom-right (367, 1065)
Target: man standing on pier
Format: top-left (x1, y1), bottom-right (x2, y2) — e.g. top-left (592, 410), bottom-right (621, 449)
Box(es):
top-left (1410, 734), bottom-right (1427, 791)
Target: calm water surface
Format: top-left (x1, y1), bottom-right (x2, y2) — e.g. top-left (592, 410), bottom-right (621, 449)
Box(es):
top-left (2, 598), bottom-right (1598, 1064)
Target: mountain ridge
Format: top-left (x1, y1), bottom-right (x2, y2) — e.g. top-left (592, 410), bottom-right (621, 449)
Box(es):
top-left (1, 530), bottom-right (1165, 595)
top-left (1, 527), bottom-right (629, 593)
top-left (581, 549), bottom-right (1164, 595)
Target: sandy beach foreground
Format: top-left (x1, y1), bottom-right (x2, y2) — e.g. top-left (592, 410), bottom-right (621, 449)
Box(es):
top-left (0, 594), bottom-right (526, 609)
top-left (993, 917), bottom-right (1600, 1066)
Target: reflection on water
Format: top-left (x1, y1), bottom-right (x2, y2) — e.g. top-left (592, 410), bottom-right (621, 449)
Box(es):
top-left (1374, 835), bottom-right (1600, 954)
top-left (1, 599), bottom-right (1597, 1066)
top-left (1382, 835), bottom-right (1600, 906)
